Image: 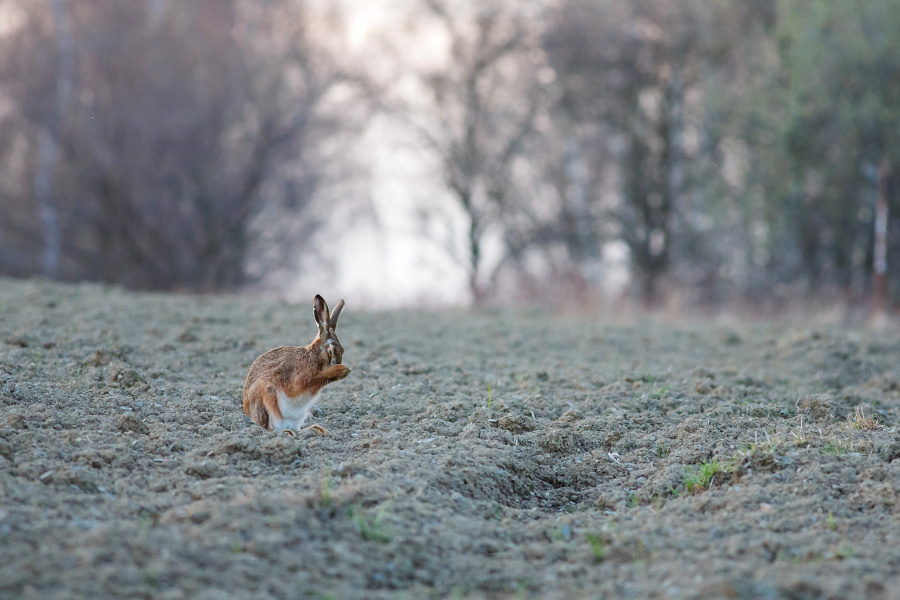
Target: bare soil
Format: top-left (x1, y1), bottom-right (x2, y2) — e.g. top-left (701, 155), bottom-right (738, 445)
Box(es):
top-left (2, 277), bottom-right (900, 599)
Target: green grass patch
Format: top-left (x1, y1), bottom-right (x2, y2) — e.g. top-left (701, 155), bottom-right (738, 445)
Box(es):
top-left (584, 533), bottom-right (605, 563)
top-left (683, 460), bottom-right (726, 493)
top-left (657, 442), bottom-right (669, 459)
top-left (350, 505), bottom-right (391, 544)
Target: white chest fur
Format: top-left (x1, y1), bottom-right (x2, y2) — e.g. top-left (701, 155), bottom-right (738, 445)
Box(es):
top-left (270, 389), bottom-right (321, 431)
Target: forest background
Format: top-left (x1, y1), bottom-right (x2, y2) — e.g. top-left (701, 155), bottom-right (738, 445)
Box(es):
top-left (1, 0), bottom-right (898, 314)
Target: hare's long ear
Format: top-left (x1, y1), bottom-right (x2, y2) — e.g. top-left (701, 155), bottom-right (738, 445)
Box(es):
top-left (313, 295), bottom-right (329, 336)
top-left (330, 299), bottom-right (345, 331)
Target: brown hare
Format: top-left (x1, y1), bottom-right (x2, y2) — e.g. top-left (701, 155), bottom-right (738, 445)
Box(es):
top-left (242, 295), bottom-right (351, 435)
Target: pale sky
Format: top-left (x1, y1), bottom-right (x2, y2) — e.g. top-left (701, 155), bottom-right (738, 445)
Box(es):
top-left (281, 0), bottom-right (475, 308)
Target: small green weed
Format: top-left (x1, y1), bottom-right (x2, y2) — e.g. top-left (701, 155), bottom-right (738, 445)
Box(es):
top-left (700, 460), bottom-right (724, 483)
top-left (645, 374), bottom-right (669, 397)
top-left (683, 461), bottom-right (725, 493)
top-left (319, 474), bottom-right (333, 508)
top-left (350, 505), bottom-right (391, 543)
top-left (584, 533), bottom-right (605, 562)
top-left (657, 442), bottom-right (669, 459)
top-left (682, 470), bottom-right (702, 493)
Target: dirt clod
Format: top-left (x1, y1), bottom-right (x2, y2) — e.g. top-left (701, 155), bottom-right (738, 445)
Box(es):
top-left (116, 413), bottom-right (149, 434)
top-left (497, 414), bottom-right (536, 433)
top-left (4, 336), bottom-right (27, 347)
top-left (110, 368), bottom-right (143, 387)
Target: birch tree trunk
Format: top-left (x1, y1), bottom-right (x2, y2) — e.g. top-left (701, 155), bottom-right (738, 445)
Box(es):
top-left (873, 159), bottom-right (890, 313)
top-left (34, 0), bottom-right (73, 278)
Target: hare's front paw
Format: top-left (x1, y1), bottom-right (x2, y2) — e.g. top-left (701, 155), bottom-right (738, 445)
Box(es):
top-left (323, 363), bottom-right (351, 382)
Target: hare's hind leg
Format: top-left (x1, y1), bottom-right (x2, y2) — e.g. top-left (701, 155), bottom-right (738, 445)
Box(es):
top-left (244, 380), bottom-right (279, 431)
top-left (249, 401), bottom-right (270, 430)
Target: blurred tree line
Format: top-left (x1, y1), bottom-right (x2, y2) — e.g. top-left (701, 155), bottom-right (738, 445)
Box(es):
top-left (0, 0), bottom-right (366, 290)
top-left (0, 0), bottom-right (898, 308)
